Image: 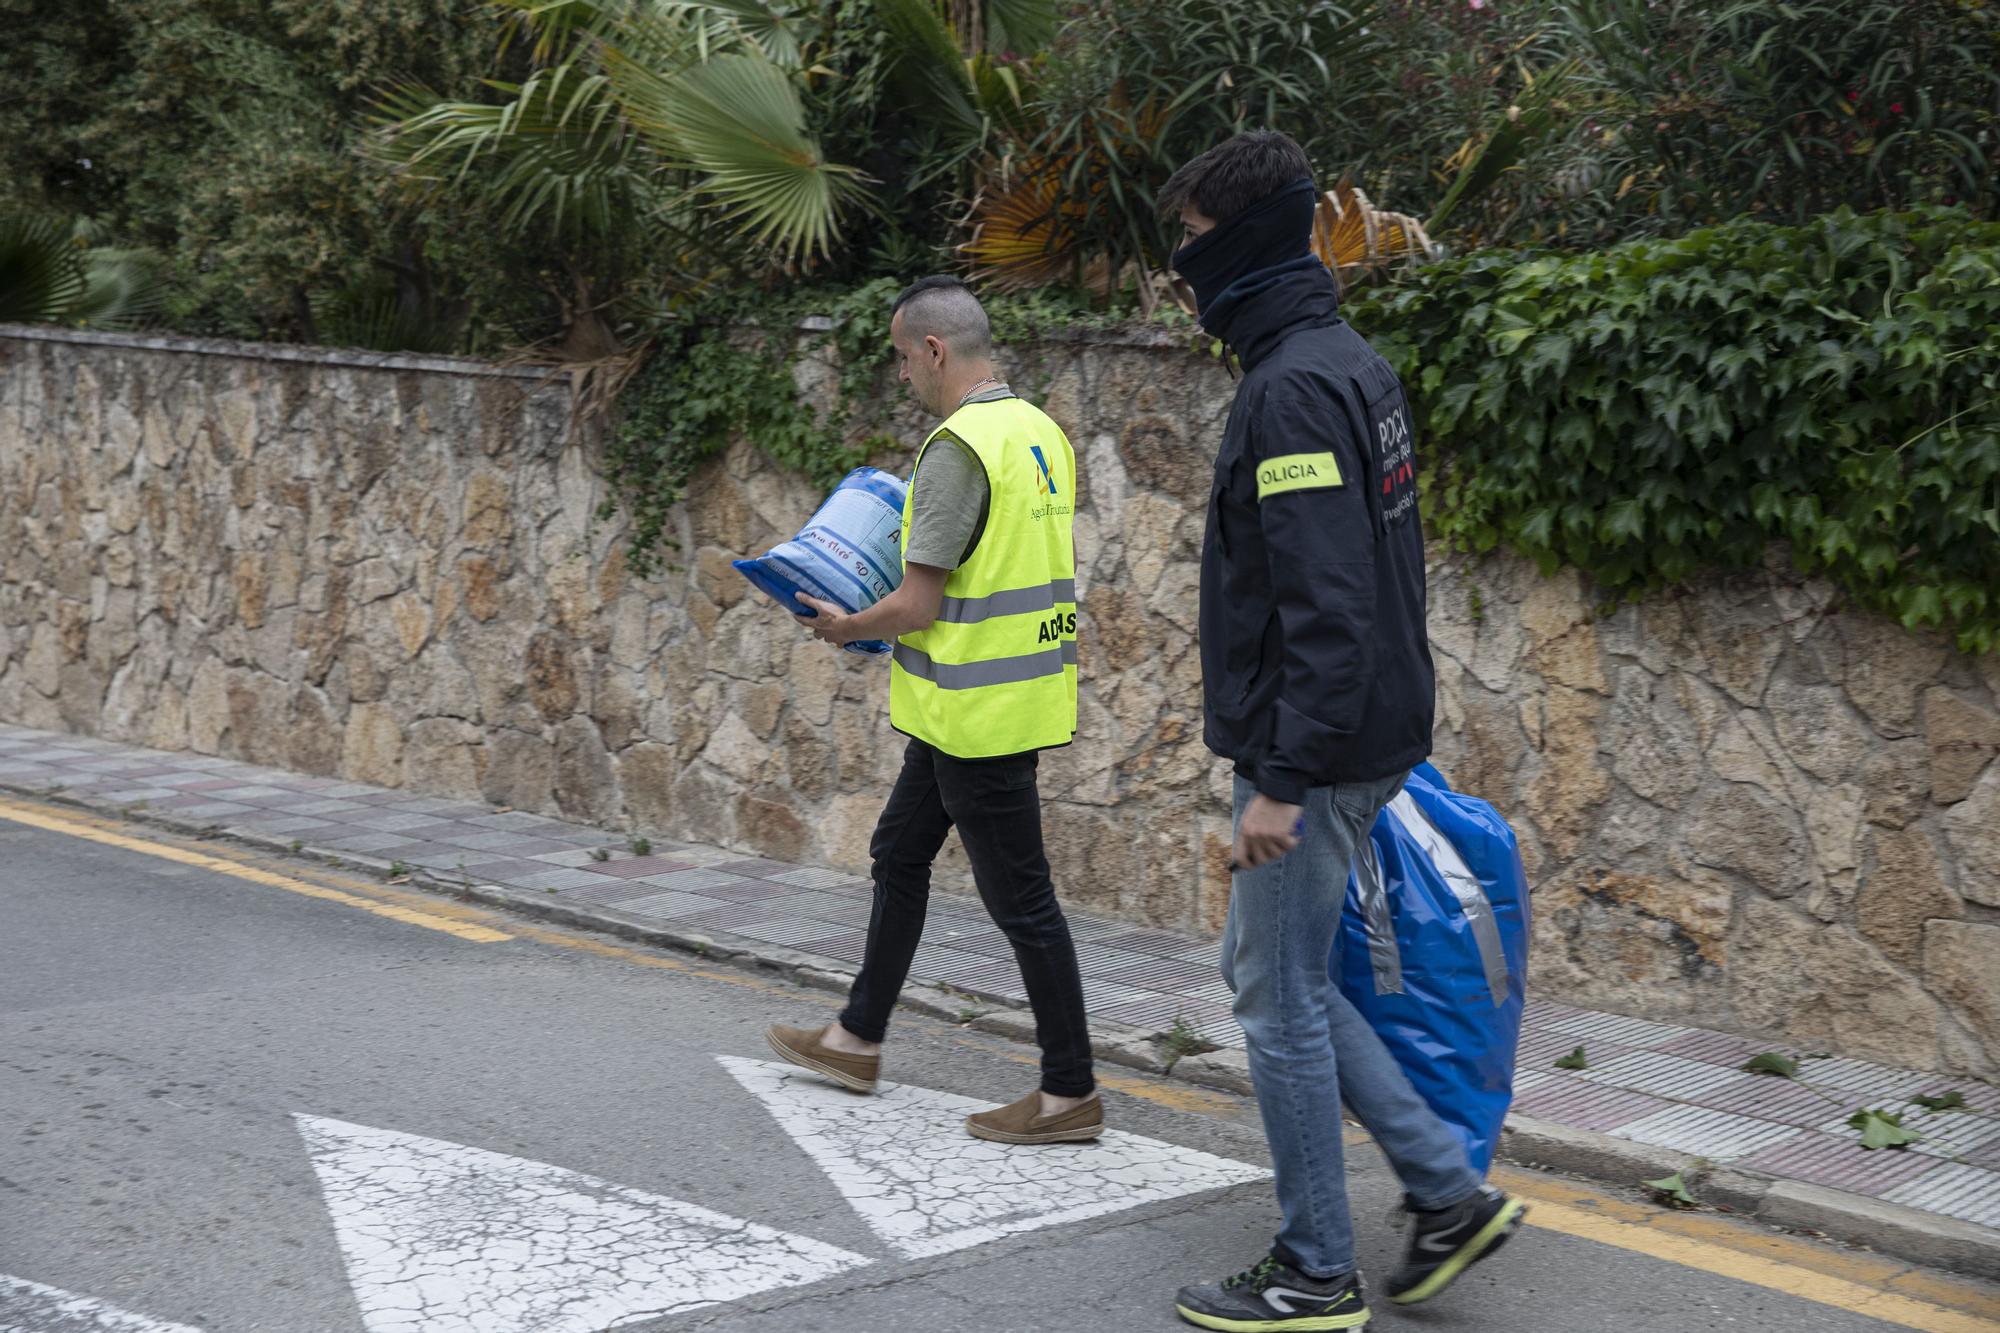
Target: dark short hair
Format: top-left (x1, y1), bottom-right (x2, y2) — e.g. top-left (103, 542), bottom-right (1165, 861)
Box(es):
top-left (891, 274), bottom-right (992, 356)
top-left (1159, 130), bottom-right (1315, 224)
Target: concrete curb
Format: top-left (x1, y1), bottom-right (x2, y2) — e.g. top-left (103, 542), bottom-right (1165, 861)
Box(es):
top-left (8, 777), bottom-right (1997, 1282)
top-left (1495, 1114), bottom-right (2000, 1282)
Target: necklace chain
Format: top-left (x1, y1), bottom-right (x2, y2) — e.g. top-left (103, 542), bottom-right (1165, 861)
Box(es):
top-left (957, 376), bottom-right (1002, 408)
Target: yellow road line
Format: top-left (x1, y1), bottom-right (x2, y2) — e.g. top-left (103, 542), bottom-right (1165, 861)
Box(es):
top-left (1521, 1196), bottom-right (1997, 1333)
top-left (0, 796), bottom-right (512, 943)
top-left (1487, 1168), bottom-right (2000, 1327)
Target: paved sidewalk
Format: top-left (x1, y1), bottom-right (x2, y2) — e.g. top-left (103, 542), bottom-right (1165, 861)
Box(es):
top-left (2, 721), bottom-right (1996, 1266)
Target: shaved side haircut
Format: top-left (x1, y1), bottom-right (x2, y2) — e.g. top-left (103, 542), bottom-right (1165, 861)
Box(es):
top-left (892, 275), bottom-right (993, 357)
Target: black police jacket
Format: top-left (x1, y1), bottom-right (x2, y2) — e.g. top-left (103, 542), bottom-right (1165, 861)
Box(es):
top-left (1199, 262), bottom-right (1435, 803)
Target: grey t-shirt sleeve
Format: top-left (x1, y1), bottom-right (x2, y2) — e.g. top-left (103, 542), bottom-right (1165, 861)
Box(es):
top-left (902, 433), bottom-right (989, 570)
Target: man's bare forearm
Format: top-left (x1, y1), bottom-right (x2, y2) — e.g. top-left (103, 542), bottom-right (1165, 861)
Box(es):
top-left (833, 562), bottom-right (950, 642)
top-left (836, 583), bottom-right (932, 641)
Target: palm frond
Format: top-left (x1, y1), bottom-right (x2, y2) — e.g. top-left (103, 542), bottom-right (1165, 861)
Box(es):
top-left (1313, 179), bottom-right (1437, 292)
top-left (1427, 59), bottom-right (1584, 233)
top-left (492, 0), bottom-right (624, 66)
top-left (0, 215), bottom-right (87, 324)
top-left (981, 0), bottom-right (1058, 56)
top-left (69, 246), bottom-right (166, 330)
top-left (967, 53), bottom-right (1032, 139)
top-left (311, 276), bottom-right (465, 354)
top-left (961, 160), bottom-right (1085, 288)
top-left (369, 68), bottom-right (645, 240)
top-left (874, 0), bottom-right (983, 137)
top-left (650, 0), bottom-right (816, 66)
top-left (609, 48), bottom-right (867, 258)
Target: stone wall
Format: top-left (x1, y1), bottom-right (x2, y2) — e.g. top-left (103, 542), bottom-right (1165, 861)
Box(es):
top-left (3, 324), bottom-right (1996, 1078)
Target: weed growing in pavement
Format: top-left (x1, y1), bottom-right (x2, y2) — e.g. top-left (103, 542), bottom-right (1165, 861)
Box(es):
top-left (386, 860), bottom-right (412, 879)
top-left (929, 984), bottom-right (985, 1026)
top-left (630, 835), bottom-right (653, 856)
top-left (589, 847), bottom-right (611, 862)
top-left (1162, 1015), bottom-right (1220, 1068)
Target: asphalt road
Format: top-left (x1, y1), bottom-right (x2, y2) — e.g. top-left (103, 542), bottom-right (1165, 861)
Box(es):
top-left (1, 800), bottom-right (1992, 1333)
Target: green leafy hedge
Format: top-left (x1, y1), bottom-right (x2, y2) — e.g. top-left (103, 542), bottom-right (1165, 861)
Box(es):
top-left (1352, 209), bottom-right (2000, 653)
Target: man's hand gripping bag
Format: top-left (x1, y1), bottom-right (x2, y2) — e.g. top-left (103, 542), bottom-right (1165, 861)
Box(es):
top-left (1335, 763), bottom-right (1530, 1174)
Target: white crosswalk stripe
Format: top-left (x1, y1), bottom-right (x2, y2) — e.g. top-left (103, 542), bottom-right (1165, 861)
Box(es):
top-left (719, 1055), bottom-right (1269, 1259)
top-left (0, 1275), bottom-right (200, 1333)
top-left (297, 1114), bottom-right (871, 1333)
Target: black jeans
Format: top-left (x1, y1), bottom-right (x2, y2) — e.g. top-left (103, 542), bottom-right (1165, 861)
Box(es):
top-left (840, 738), bottom-right (1095, 1097)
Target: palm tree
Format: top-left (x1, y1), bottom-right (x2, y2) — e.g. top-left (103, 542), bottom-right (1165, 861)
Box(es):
top-left (370, 0), bottom-right (1055, 356)
top-left (368, 0), bottom-right (870, 356)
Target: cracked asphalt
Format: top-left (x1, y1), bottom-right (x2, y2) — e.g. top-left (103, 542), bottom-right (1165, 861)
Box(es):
top-left (1, 808), bottom-right (1984, 1333)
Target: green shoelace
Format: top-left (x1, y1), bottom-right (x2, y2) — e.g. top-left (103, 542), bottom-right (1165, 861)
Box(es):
top-left (1223, 1257), bottom-right (1282, 1291)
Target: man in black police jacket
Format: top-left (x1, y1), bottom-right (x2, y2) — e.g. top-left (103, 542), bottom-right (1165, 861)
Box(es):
top-left (1162, 130), bottom-right (1526, 1332)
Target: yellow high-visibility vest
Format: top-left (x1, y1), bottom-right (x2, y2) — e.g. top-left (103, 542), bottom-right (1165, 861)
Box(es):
top-left (889, 396), bottom-right (1079, 759)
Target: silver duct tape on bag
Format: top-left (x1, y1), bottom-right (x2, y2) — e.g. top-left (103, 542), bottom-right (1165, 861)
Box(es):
top-left (1379, 792), bottom-right (1512, 1006)
top-left (1353, 837), bottom-right (1405, 996)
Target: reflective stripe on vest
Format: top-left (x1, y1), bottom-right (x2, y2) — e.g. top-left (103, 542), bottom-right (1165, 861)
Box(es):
top-left (935, 578), bottom-right (1078, 625)
top-left (893, 639), bottom-right (1078, 690)
top-left (889, 397), bottom-right (1079, 760)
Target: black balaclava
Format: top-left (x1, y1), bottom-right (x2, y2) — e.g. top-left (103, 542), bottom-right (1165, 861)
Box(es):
top-left (1170, 176), bottom-right (1322, 339)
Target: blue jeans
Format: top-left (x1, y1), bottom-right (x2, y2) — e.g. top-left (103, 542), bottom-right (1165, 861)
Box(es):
top-left (1221, 772), bottom-right (1482, 1277)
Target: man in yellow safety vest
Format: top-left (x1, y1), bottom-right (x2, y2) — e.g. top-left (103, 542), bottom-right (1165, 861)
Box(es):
top-left (765, 275), bottom-right (1100, 1145)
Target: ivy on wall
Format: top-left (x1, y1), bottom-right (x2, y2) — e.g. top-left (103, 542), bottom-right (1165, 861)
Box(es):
top-left (601, 209), bottom-right (1998, 655)
top-left (1350, 208), bottom-right (2000, 653)
top-left (597, 281), bottom-right (1166, 576)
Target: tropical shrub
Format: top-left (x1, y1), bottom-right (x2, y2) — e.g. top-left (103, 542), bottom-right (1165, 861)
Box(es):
top-left (1352, 208), bottom-right (2000, 652)
top-left (967, 0), bottom-right (2000, 284)
top-left (0, 0), bottom-right (509, 342)
top-left (965, 0), bottom-right (1396, 300)
top-left (1554, 0), bottom-right (2000, 233)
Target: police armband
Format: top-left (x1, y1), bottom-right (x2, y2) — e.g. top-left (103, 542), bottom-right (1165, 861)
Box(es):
top-left (1255, 451), bottom-right (1342, 500)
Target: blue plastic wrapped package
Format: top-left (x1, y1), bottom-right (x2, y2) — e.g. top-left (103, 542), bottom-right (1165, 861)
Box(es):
top-left (1335, 762), bottom-right (1530, 1174)
top-left (734, 467), bottom-right (907, 656)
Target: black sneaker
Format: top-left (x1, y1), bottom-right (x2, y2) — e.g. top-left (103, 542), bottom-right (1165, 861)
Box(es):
top-left (1385, 1184), bottom-right (1527, 1305)
top-left (1175, 1253), bottom-right (1370, 1330)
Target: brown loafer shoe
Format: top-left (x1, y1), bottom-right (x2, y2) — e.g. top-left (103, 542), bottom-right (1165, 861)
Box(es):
top-left (966, 1090), bottom-right (1104, 1144)
top-left (766, 1023), bottom-right (879, 1093)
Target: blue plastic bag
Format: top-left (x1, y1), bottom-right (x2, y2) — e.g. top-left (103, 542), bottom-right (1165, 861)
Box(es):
top-left (1335, 763), bottom-right (1530, 1174)
top-left (734, 467), bottom-right (906, 656)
